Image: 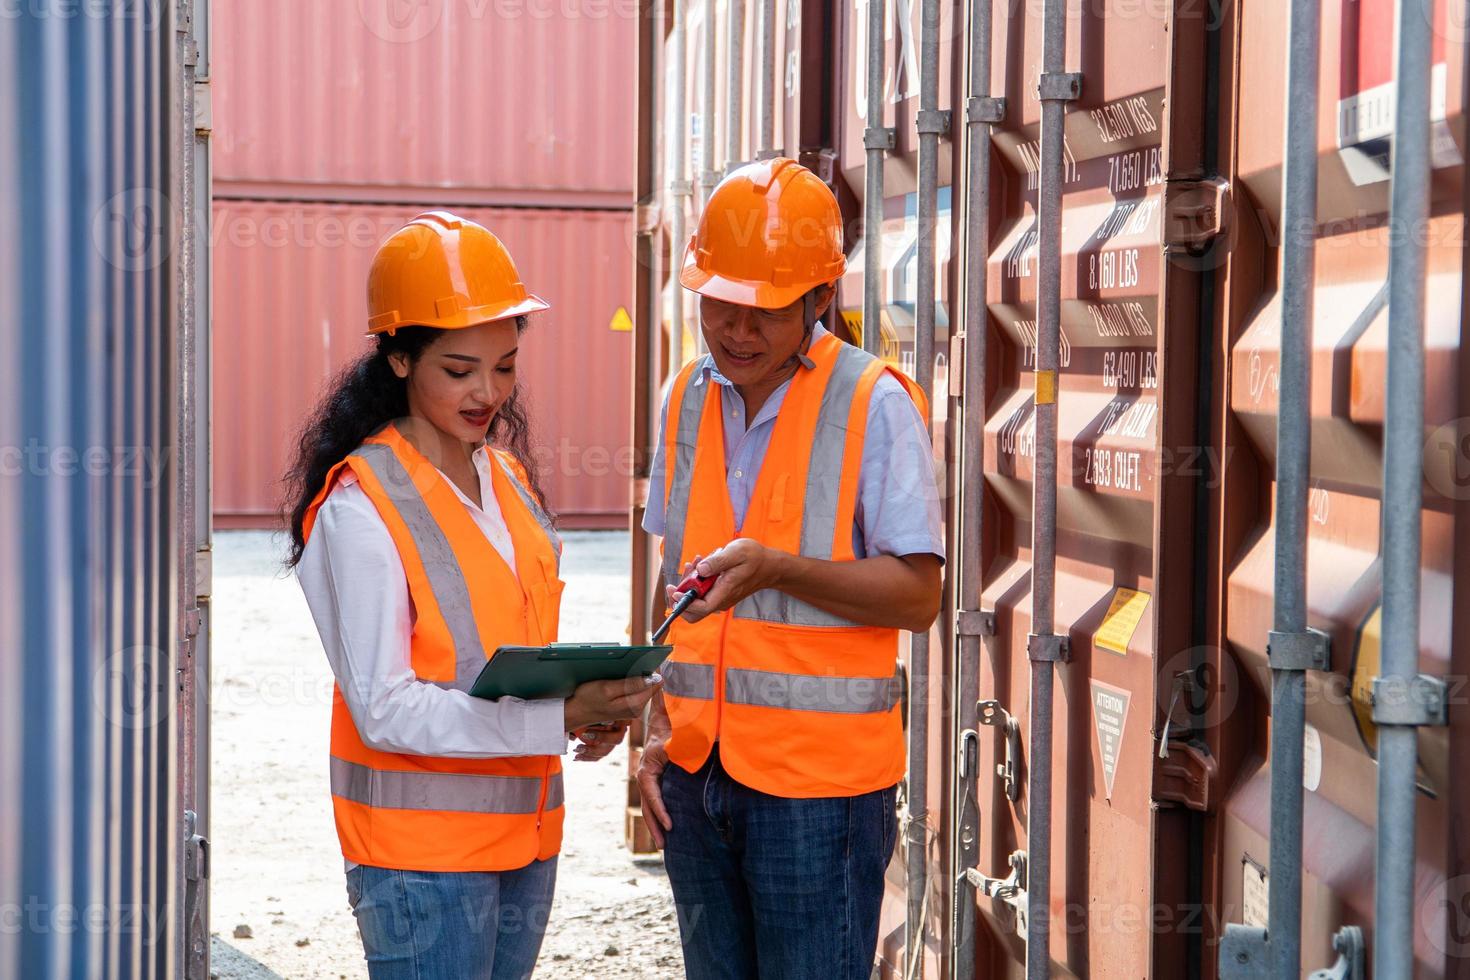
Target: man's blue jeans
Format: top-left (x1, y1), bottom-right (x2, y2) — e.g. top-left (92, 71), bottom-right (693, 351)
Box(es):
top-left (344, 857), bottom-right (557, 980)
top-left (661, 746), bottom-right (900, 980)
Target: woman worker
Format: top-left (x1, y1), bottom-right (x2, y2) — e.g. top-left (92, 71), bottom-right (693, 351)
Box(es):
top-left (282, 211), bottom-right (658, 979)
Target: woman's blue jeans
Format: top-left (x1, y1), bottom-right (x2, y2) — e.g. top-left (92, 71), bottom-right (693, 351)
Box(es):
top-left (660, 746), bottom-right (900, 980)
top-left (344, 857), bottom-right (558, 980)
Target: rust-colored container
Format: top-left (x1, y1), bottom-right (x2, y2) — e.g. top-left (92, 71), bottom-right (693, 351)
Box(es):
top-left (211, 0), bottom-right (634, 207)
top-left (636, 0), bottom-right (1470, 976)
top-left (212, 202), bottom-right (635, 528)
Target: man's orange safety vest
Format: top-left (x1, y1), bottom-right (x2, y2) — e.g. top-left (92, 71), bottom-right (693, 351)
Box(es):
top-left (660, 332), bottom-right (928, 798)
top-left (303, 423), bottom-right (566, 872)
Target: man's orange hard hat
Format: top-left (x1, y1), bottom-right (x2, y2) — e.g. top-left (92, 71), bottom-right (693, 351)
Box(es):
top-left (679, 158), bottom-right (846, 309)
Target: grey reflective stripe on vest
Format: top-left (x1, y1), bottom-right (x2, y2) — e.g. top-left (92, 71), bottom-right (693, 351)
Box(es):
top-left (331, 757), bottom-right (564, 814)
top-left (724, 666), bottom-right (902, 714)
top-left (662, 356), bottom-right (714, 587)
top-left (660, 660), bottom-right (716, 700)
top-left (491, 452), bottom-right (562, 567)
top-left (352, 443), bottom-right (487, 683)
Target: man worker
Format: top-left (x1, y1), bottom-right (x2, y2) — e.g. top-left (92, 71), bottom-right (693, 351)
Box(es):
top-left (636, 157), bottom-right (945, 980)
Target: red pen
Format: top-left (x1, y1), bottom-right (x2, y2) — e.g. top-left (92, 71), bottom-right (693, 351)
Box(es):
top-left (651, 569), bottom-right (718, 643)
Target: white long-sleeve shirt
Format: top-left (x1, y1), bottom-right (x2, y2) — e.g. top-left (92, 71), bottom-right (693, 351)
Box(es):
top-left (296, 445), bottom-right (569, 761)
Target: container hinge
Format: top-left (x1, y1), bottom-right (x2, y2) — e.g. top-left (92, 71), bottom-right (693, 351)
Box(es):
top-left (183, 809), bottom-right (209, 882)
top-left (976, 699), bottom-right (1021, 802)
top-left (798, 148), bottom-right (838, 184)
top-left (964, 850), bottom-right (1028, 941)
top-left (1037, 71), bottom-right (1081, 102)
top-left (966, 96), bottom-right (1006, 125)
top-left (1163, 177), bottom-right (1230, 252)
top-left (193, 82), bottom-right (212, 136)
top-left (1267, 626), bottom-right (1331, 672)
top-left (1307, 926), bottom-right (1365, 980)
top-left (195, 548), bottom-right (212, 600)
top-left (957, 609), bottom-right (996, 637)
top-left (916, 109), bottom-right (952, 137)
top-left (754, 148), bottom-right (786, 161)
top-left (1371, 673), bottom-right (1449, 727)
top-left (864, 126), bottom-right (896, 151)
top-left (1153, 738), bottom-right (1216, 812)
top-left (1027, 632), bottom-right (1070, 663)
top-left (635, 200), bottom-right (662, 235)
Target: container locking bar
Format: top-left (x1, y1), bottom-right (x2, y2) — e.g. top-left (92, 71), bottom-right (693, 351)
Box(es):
top-left (964, 850), bottom-right (1029, 940)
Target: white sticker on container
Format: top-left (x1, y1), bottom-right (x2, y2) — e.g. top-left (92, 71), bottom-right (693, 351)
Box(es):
top-left (1242, 857), bottom-right (1269, 929)
top-left (1303, 722), bottom-right (1322, 793)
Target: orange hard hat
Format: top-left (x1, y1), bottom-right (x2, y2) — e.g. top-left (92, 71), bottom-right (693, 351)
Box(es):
top-left (366, 210), bottom-right (549, 335)
top-left (678, 158), bottom-right (846, 309)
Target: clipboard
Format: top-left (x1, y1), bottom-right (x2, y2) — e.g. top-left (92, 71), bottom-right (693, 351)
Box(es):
top-left (467, 642), bottom-right (673, 701)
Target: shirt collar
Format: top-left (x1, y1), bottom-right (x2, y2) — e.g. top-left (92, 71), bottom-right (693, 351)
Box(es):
top-left (694, 321), bottom-right (831, 388)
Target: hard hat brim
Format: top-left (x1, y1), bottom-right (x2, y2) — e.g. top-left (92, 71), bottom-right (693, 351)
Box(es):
top-left (677, 251), bottom-right (840, 310)
top-left (366, 292), bottom-right (550, 336)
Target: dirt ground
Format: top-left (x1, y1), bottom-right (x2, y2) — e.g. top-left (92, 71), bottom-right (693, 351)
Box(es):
top-left (210, 529), bottom-right (683, 979)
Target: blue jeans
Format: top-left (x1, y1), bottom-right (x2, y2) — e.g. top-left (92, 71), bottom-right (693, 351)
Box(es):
top-left (660, 747), bottom-right (899, 980)
top-left (344, 858), bottom-right (558, 980)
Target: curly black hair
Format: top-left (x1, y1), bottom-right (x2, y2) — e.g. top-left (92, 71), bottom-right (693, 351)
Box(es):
top-left (281, 318), bottom-right (548, 567)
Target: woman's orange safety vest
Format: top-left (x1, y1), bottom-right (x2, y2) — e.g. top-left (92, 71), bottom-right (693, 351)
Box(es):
top-left (660, 332), bottom-right (927, 798)
top-left (302, 423), bottom-right (566, 872)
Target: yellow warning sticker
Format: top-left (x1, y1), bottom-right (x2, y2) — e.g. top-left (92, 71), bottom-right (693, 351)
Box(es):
top-left (841, 310), bottom-right (864, 346)
top-left (609, 306), bottom-right (634, 332)
top-left (1094, 587), bottom-right (1150, 656)
top-left (1034, 369), bottom-right (1058, 405)
top-left (1350, 604), bottom-right (1382, 756)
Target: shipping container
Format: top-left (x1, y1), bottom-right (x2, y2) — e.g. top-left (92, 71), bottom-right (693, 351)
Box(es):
top-left (633, 0), bottom-right (1469, 977)
top-left (1, 1), bottom-right (213, 978)
top-left (211, 201), bottom-right (636, 529)
top-left (211, 0), bottom-right (635, 208)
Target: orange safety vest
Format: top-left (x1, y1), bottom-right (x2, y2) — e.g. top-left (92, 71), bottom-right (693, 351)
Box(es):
top-left (302, 423), bottom-right (566, 872)
top-left (660, 332), bottom-right (928, 798)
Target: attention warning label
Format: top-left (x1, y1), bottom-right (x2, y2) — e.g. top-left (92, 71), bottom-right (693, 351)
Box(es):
top-left (1091, 680), bottom-right (1131, 800)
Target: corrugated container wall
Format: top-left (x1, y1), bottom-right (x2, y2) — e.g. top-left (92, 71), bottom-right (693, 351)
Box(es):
top-left (639, 0), bottom-right (1470, 977)
top-left (211, 0), bottom-right (635, 207)
top-left (212, 203), bottom-right (635, 527)
top-left (211, 0), bottom-right (637, 529)
top-left (1, 0), bottom-right (212, 977)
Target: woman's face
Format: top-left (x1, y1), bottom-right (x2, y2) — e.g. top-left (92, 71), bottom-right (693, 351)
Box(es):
top-left (389, 318), bottom-right (520, 445)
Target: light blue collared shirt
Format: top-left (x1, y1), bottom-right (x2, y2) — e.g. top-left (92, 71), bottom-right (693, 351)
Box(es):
top-left (642, 324), bottom-right (945, 567)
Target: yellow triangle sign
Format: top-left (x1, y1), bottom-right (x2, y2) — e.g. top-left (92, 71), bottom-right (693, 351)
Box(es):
top-left (609, 306), bottom-right (634, 332)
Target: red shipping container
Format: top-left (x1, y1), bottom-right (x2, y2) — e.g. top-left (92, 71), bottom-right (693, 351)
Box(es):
top-left (212, 201), bottom-right (635, 529)
top-left (211, 0), bottom-right (634, 207)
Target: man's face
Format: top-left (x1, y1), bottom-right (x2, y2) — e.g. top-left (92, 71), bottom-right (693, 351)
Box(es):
top-left (698, 286), bottom-right (834, 387)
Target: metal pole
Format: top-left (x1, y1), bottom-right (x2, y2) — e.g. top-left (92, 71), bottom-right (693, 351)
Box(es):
top-left (1374, 1), bottom-right (1437, 977)
top-left (1028, 0), bottom-right (1076, 974)
top-left (1264, 0), bottom-right (1322, 975)
top-left (861, 0), bottom-right (889, 356)
top-left (725, 0), bottom-right (745, 170)
top-left (954, 0), bottom-right (999, 972)
top-left (698, 0), bottom-right (719, 209)
top-left (906, 0), bottom-right (943, 971)
top-left (669, 0), bottom-right (689, 369)
top-left (756, 0), bottom-right (777, 157)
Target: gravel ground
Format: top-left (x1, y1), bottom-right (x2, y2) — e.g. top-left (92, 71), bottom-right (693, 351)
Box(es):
top-left (210, 529), bottom-right (682, 979)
